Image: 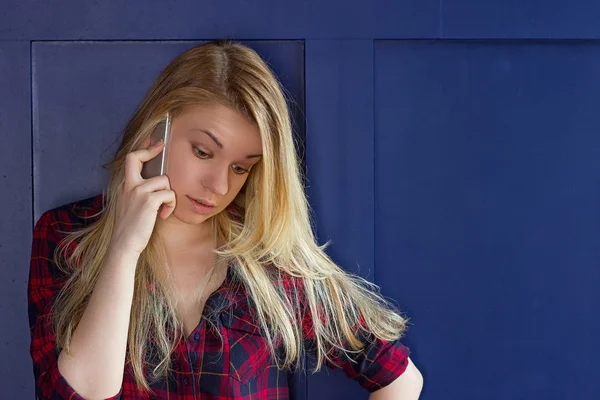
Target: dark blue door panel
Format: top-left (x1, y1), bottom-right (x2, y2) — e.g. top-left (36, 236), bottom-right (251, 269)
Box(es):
top-left (375, 40), bottom-right (600, 400)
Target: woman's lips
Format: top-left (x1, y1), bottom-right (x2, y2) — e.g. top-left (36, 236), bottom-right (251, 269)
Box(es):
top-left (187, 196), bottom-right (215, 214)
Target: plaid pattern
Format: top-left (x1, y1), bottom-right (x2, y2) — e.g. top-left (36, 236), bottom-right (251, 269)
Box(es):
top-left (28, 194), bottom-right (410, 399)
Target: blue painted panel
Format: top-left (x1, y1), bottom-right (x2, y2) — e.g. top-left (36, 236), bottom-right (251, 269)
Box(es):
top-left (0, 41), bottom-right (34, 400)
top-left (32, 40), bottom-right (304, 222)
top-left (443, 1), bottom-right (600, 38)
top-left (374, 40), bottom-right (600, 399)
top-left (305, 40), bottom-right (375, 400)
top-left (0, 0), bottom-right (439, 40)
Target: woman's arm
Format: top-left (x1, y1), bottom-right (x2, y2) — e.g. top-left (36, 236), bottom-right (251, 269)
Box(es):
top-left (56, 246), bottom-right (139, 399)
top-left (369, 357), bottom-right (424, 400)
top-left (29, 211), bottom-right (131, 399)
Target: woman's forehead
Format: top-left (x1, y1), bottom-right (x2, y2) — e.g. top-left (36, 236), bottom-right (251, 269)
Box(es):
top-left (173, 104), bottom-right (263, 152)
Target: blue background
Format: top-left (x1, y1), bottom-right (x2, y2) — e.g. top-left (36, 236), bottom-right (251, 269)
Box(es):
top-left (2, 1), bottom-right (599, 399)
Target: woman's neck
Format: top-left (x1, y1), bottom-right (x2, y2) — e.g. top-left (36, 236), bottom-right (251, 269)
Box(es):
top-left (156, 214), bottom-right (215, 252)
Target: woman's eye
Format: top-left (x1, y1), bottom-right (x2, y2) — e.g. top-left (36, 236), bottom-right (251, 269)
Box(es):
top-left (193, 147), bottom-right (211, 159)
top-left (232, 164), bottom-right (249, 175)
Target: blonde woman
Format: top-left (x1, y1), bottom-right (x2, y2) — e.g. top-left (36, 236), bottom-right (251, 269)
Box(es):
top-left (28, 40), bottom-right (423, 399)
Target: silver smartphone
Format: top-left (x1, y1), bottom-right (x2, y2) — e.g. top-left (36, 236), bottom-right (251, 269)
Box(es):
top-left (141, 112), bottom-right (172, 179)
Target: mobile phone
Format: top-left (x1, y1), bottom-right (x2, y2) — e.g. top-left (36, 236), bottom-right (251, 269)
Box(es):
top-left (141, 112), bottom-right (172, 179)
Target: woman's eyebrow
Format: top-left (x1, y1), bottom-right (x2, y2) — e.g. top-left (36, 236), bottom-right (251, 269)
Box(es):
top-left (190, 128), bottom-right (223, 149)
top-left (189, 128), bottom-right (262, 159)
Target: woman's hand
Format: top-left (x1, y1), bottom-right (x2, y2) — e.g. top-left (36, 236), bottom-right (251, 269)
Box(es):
top-left (109, 139), bottom-right (176, 257)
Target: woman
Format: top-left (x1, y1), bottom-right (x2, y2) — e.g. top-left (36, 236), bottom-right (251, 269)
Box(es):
top-left (28, 40), bottom-right (423, 399)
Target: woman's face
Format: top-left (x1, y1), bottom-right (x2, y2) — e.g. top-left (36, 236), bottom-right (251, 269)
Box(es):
top-left (163, 103), bottom-right (263, 224)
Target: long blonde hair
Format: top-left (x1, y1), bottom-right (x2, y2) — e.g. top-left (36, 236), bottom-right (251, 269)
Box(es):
top-left (50, 40), bottom-right (408, 394)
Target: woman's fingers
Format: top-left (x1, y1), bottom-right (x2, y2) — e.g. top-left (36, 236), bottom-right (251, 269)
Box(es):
top-left (124, 140), bottom-right (165, 189)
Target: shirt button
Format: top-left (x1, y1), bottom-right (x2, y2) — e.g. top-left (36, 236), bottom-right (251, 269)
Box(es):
top-left (194, 332), bottom-right (200, 341)
top-left (184, 377), bottom-right (189, 385)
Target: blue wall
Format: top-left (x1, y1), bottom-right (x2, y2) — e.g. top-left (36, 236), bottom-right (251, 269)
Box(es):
top-left (2, 1), bottom-right (599, 399)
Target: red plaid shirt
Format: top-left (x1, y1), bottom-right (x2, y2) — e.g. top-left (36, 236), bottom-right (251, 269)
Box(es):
top-left (28, 193), bottom-right (410, 399)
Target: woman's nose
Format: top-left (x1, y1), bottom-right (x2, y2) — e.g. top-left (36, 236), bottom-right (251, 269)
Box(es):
top-left (203, 168), bottom-right (229, 196)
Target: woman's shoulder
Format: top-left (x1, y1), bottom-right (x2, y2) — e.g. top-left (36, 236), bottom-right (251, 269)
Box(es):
top-left (38, 192), bottom-right (105, 237)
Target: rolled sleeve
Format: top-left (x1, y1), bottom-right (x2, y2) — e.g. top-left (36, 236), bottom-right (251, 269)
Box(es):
top-left (309, 326), bottom-right (411, 392)
top-left (336, 336), bottom-right (411, 393)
